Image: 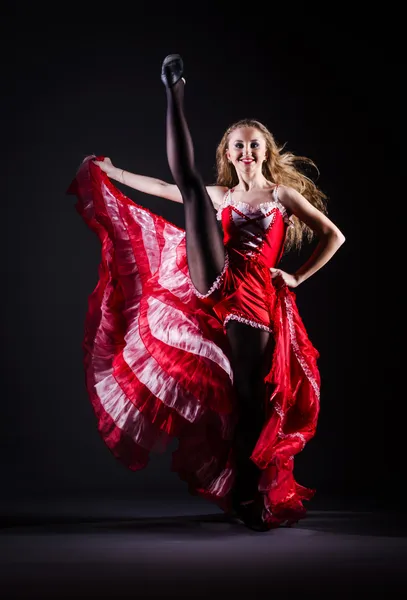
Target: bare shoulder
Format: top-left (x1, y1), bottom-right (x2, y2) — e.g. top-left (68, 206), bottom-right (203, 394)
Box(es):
top-left (205, 185), bottom-right (229, 209)
top-left (276, 184), bottom-right (344, 238)
top-left (275, 184), bottom-right (304, 207)
top-left (275, 184), bottom-right (315, 216)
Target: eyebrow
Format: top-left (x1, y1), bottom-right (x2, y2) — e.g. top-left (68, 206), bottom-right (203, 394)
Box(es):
top-left (233, 139), bottom-right (260, 142)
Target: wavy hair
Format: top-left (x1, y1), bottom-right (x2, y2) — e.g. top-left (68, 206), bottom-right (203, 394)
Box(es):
top-left (215, 119), bottom-right (328, 251)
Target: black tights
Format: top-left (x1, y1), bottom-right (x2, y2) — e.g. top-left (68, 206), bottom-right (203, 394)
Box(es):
top-left (165, 80), bottom-right (274, 503)
top-left (226, 321), bottom-right (274, 503)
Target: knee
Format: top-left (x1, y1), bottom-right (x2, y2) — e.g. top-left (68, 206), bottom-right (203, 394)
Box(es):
top-left (179, 173), bottom-right (203, 196)
top-left (233, 374), bottom-right (252, 404)
top-left (234, 371), bottom-right (265, 413)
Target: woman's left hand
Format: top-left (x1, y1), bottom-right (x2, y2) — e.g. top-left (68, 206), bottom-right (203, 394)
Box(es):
top-left (270, 268), bottom-right (300, 288)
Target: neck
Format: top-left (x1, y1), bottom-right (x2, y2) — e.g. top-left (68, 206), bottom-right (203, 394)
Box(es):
top-left (235, 173), bottom-right (272, 191)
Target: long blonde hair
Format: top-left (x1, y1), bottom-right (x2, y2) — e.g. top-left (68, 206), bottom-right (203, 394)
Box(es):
top-left (215, 119), bottom-right (328, 251)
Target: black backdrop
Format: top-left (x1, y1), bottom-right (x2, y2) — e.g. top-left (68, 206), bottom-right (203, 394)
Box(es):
top-left (1, 5), bottom-right (402, 511)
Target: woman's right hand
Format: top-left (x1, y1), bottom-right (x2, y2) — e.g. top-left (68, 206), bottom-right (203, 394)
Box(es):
top-left (93, 157), bottom-right (116, 177)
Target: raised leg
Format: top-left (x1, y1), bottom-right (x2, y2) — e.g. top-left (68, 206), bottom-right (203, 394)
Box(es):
top-left (162, 55), bottom-right (226, 295)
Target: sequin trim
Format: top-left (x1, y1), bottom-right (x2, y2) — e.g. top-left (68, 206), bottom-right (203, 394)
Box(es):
top-left (216, 187), bottom-right (293, 226)
top-left (274, 402), bottom-right (285, 420)
top-left (284, 294), bottom-right (320, 400)
top-left (188, 251), bottom-right (229, 299)
top-left (278, 430), bottom-right (307, 447)
top-left (223, 313), bottom-right (273, 333)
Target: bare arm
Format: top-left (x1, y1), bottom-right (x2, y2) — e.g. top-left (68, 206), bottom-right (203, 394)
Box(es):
top-left (272, 185), bottom-right (346, 287)
top-left (93, 157), bottom-right (227, 208)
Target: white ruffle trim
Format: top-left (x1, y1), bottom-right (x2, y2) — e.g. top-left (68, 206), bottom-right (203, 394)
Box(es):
top-left (188, 251), bottom-right (229, 299)
top-left (216, 187), bottom-right (293, 226)
top-left (223, 313), bottom-right (273, 333)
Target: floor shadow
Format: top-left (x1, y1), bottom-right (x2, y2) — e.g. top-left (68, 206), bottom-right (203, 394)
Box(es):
top-left (0, 512), bottom-right (248, 538)
top-left (1, 510), bottom-right (407, 537)
top-left (298, 510), bottom-right (407, 537)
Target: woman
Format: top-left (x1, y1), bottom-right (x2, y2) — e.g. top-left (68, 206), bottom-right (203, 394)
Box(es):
top-left (67, 54), bottom-right (345, 532)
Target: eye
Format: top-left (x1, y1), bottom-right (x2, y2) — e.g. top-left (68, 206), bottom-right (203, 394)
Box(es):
top-left (251, 142), bottom-right (260, 148)
top-left (234, 143), bottom-right (243, 149)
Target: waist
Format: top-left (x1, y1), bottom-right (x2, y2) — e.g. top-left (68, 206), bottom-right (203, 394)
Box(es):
top-left (227, 246), bottom-right (272, 270)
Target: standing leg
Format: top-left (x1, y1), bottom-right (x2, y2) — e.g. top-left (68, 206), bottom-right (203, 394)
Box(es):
top-left (162, 55), bottom-right (226, 294)
top-left (226, 320), bottom-right (275, 528)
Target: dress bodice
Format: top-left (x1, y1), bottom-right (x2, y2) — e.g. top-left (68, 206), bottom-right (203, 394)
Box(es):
top-left (216, 186), bottom-right (292, 268)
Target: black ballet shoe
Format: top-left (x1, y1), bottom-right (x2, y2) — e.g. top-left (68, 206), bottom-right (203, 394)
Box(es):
top-left (242, 506), bottom-right (271, 532)
top-left (235, 496), bottom-right (271, 533)
top-left (161, 54), bottom-right (185, 88)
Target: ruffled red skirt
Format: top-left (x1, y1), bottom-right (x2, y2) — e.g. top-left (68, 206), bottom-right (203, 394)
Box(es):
top-left (67, 156), bottom-right (321, 527)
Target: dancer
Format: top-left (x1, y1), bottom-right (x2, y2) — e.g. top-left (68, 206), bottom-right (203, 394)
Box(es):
top-left (67, 54), bottom-right (345, 531)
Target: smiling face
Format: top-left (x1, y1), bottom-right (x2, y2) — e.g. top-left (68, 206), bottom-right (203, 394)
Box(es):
top-left (226, 127), bottom-right (268, 177)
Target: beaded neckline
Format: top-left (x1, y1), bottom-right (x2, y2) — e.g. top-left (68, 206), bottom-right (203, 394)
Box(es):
top-left (216, 186), bottom-right (292, 225)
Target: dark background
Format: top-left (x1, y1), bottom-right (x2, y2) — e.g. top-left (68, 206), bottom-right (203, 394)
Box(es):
top-left (1, 4), bottom-right (402, 511)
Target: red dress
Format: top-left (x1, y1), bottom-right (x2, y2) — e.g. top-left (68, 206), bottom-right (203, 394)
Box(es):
top-left (67, 156), bottom-right (321, 527)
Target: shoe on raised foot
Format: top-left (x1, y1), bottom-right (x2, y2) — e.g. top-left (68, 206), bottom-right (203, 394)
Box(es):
top-left (161, 54), bottom-right (185, 87)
